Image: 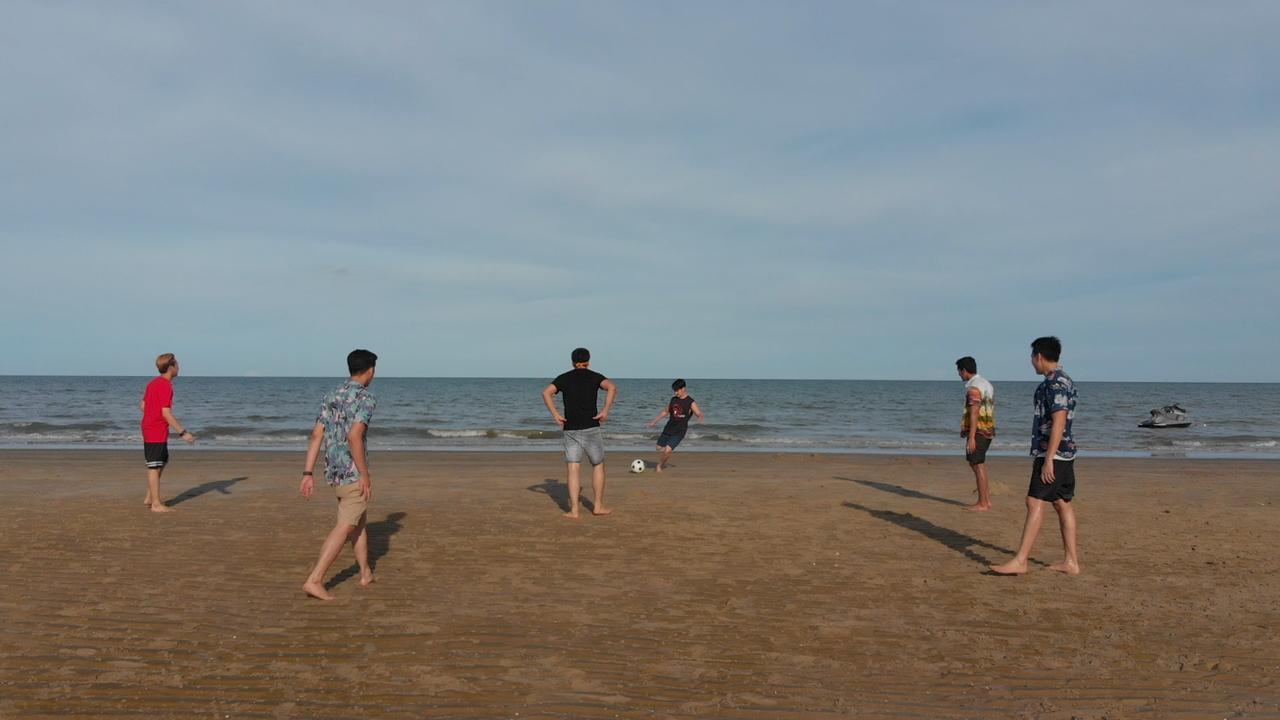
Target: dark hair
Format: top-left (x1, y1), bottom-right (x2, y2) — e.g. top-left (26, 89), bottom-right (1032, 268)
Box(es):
top-left (571, 347), bottom-right (590, 364)
top-left (955, 356), bottom-right (977, 374)
top-left (347, 349), bottom-right (378, 375)
top-left (671, 378), bottom-right (686, 391)
top-left (1030, 336), bottom-right (1061, 362)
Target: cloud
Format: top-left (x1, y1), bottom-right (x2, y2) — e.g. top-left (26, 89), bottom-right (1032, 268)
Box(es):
top-left (1, 1), bottom-right (1277, 380)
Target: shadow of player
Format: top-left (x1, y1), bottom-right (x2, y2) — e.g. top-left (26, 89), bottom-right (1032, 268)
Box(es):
top-left (167, 476), bottom-right (248, 506)
top-left (327, 511), bottom-right (407, 590)
top-left (527, 479), bottom-right (596, 513)
top-left (842, 501), bottom-right (1043, 569)
top-left (833, 476), bottom-right (966, 507)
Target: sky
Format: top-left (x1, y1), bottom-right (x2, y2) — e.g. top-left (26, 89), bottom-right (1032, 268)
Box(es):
top-left (1, 1), bottom-right (1277, 381)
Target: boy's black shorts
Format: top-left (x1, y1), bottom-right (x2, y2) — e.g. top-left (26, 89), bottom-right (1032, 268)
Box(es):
top-left (144, 442), bottom-right (170, 469)
top-left (1028, 457), bottom-right (1075, 502)
top-left (657, 432), bottom-right (685, 449)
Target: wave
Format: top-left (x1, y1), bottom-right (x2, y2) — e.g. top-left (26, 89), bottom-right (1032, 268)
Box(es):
top-left (0, 421), bottom-right (118, 433)
top-left (698, 423), bottom-right (771, 433)
top-left (1198, 434), bottom-right (1280, 446)
top-left (375, 427), bottom-right (565, 441)
top-left (201, 425), bottom-right (309, 438)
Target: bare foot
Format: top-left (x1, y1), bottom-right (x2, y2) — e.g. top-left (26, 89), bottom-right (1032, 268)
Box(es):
top-left (302, 581), bottom-right (335, 601)
top-left (563, 511), bottom-right (580, 519)
top-left (655, 465), bottom-right (664, 473)
top-left (963, 503), bottom-right (992, 512)
top-left (359, 572), bottom-right (376, 587)
top-left (1047, 560), bottom-right (1081, 576)
top-left (149, 504), bottom-right (175, 513)
top-left (143, 495), bottom-right (152, 506)
top-left (989, 558), bottom-right (1028, 575)
top-left (592, 506), bottom-right (613, 516)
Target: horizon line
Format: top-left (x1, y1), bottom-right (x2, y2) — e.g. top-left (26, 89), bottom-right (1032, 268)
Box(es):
top-left (1, 374), bottom-right (1275, 385)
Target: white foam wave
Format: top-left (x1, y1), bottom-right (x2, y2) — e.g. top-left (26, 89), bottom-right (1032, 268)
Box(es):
top-left (426, 429), bottom-right (491, 439)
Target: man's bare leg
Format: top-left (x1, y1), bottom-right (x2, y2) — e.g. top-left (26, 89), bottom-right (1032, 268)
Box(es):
top-left (147, 467), bottom-right (174, 513)
top-left (964, 463), bottom-right (992, 511)
top-left (990, 496), bottom-right (1046, 574)
top-left (1047, 499), bottom-right (1081, 575)
top-left (591, 462), bottom-right (612, 515)
top-left (656, 446), bottom-right (673, 473)
top-left (564, 462), bottom-right (582, 518)
top-left (302, 521), bottom-right (357, 600)
top-left (350, 516), bottom-right (374, 586)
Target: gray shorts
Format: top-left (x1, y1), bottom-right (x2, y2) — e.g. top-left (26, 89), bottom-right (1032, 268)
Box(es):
top-left (563, 427), bottom-right (605, 465)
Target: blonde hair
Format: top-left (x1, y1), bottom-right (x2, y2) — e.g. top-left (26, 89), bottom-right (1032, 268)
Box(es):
top-left (155, 353), bottom-right (176, 375)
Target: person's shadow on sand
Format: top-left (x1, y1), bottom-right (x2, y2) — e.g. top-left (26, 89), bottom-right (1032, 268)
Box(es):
top-left (327, 512), bottom-right (407, 590)
top-left (833, 476), bottom-right (965, 507)
top-left (842, 501), bottom-right (1043, 570)
top-left (167, 476), bottom-right (248, 507)
top-left (527, 479), bottom-right (596, 514)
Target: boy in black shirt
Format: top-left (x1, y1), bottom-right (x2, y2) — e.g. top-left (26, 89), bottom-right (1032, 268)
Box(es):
top-left (541, 347), bottom-right (618, 518)
top-left (647, 379), bottom-right (705, 473)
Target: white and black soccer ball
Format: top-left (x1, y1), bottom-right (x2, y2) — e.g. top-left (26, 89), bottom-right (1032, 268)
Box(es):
top-left (630, 459), bottom-right (646, 474)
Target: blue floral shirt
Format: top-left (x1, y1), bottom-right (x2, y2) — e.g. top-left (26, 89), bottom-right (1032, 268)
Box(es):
top-left (317, 380), bottom-right (376, 486)
top-left (1032, 368), bottom-right (1077, 460)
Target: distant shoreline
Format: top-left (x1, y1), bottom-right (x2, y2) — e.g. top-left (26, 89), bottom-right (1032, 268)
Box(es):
top-left (4, 447), bottom-right (1278, 461)
top-left (2, 374), bottom-right (1279, 383)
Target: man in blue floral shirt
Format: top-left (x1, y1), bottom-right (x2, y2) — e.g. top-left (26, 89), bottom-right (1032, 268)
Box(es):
top-left (299, 349), bottom-right (378, 600)
top-left (992, 336), bottom-right (1082, 576)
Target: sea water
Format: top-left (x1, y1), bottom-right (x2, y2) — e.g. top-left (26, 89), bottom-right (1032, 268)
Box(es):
top-left (0, 376), bottom-right (1277, 458)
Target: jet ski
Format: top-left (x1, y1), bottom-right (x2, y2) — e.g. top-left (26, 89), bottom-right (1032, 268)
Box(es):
top-left (1139, 404), bottom-right (1191, 428)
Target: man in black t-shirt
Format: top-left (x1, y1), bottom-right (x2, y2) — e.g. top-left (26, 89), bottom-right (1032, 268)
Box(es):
top-left (541, 347), bottom-right (618, 518)
top-left (647, 378), bottom-right (705, 472)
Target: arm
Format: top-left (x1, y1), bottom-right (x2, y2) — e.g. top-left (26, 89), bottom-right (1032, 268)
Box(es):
top-left (648, 406), bottom-right (670, 428)
top-left (966, 388), bottom-right (981, 453)
top-left (299, 422), bottom-right (324, 498)
top-left (542, 384), bottom-right (566, 426)
top-left (1040, 410), bottom-right (1067, 483)
top-left (349, 421), bottom-right (371, 500)
top-left (595, 379), bottom-right (617, 422)
top-left (161, 407), bottom-right (196, 443)
top-left (691, 401), bottom-right (705, 423)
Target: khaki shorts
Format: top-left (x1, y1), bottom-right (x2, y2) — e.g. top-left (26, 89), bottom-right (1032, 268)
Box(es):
top-left (334, 482), bottom-right (368, 526)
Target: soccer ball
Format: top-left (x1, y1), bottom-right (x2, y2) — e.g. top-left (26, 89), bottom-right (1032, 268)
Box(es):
top-left (630, 459), bottom-right (645, 474)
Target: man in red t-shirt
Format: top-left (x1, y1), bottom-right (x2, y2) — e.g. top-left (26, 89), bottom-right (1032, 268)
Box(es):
top-left (140, 353), bottom-right (196, 512)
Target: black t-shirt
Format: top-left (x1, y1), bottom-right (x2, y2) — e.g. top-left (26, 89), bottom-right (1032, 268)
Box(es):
top-left (552, 368), bottom-right (608, 431)
top-left (661, 396), bottom-right (695, 436)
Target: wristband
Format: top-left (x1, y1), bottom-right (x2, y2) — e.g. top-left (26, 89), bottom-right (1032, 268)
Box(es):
top-left (178, 429), bottom-right (189, 436)
top-left (302, 471), bottom-right (314, 476)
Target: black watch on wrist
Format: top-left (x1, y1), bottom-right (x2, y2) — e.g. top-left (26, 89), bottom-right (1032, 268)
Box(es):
top-left (302, 471), bottom-right (314, 476)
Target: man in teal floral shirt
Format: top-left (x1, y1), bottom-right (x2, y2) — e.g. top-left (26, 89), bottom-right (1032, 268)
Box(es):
top-left (992, 336), bottom-right (1082, 577)
top-left (299, 349), bottom-right (378, 600)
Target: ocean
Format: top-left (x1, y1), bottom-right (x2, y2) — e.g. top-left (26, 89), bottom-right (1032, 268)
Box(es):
top-left (0, 376), bottom-right (1277, 458)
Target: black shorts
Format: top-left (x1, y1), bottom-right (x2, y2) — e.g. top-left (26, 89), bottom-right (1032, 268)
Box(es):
top-left (657, 432), bottom-right (685, 450)
top-left (965, 435), bottom-right (992, 465)
top-left (144, 442), bottom-right (169, 469)
top-left (1028, 457), bottom-right (1075, 502)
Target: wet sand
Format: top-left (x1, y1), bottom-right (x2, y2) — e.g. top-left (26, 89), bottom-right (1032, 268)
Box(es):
top-left (1, 450), bottom-right (1278, 719)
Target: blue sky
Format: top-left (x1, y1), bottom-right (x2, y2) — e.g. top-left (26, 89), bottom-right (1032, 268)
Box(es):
top-left (2, 1), bottom-right (1277, 381)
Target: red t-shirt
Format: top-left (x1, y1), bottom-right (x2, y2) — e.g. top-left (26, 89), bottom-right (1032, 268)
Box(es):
top-left (141, 377), bottom-right (174, 443)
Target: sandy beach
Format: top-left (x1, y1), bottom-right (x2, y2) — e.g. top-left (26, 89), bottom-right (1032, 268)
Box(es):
top-left (1, 449), bottom-right (1277, 719)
